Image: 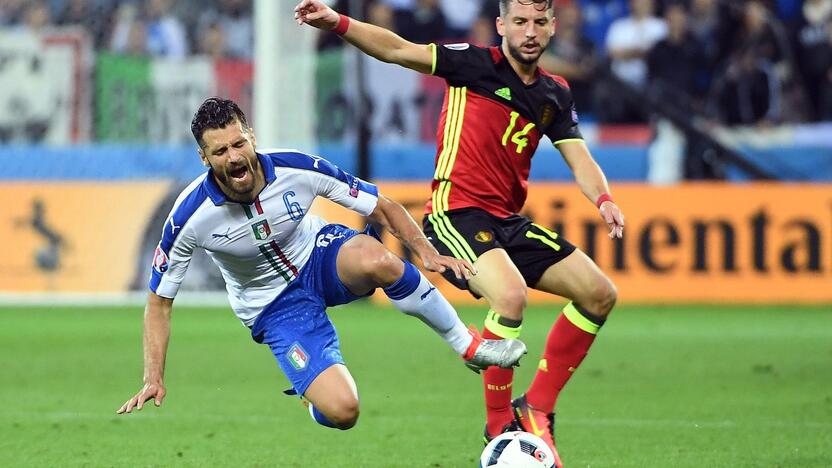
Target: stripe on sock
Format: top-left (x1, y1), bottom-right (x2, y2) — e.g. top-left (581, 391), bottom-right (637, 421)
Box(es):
top-left (563, 302), bottom-right (601, 335)
top-left (309, 404), bottom-right (337, 429)
top-left (484, 310), bottom-right (522, 339)
top-left (383, 261), bottom-right (420, 300)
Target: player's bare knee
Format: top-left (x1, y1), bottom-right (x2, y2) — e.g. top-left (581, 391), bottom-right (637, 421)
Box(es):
top-left (588, 278), bottom-right (617, 316)
top-left (329, 400), bottom-right (360, 430)
top-left (366, 250), bottom-right (404, 287)
top-left (492, 287), bottom-right (527, 320)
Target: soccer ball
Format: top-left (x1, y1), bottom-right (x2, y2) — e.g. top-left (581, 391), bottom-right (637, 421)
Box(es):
top-left (480, 431), bottom-right (555, 468)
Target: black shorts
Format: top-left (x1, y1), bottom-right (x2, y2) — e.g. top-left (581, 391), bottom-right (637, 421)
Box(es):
top-left (422, 207), bottom-right (577, 295)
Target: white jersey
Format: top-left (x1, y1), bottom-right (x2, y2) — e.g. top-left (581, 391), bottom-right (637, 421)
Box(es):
top-left (149, 149), bottom-right (379, 326)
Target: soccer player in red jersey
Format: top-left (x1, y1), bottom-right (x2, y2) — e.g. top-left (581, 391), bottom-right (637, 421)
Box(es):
top-left (296, 0), bottom-right (625, 463)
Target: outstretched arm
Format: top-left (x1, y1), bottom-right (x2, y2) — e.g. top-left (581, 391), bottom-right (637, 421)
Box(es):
top-left (557, 140), bottom-right (625, 239)
top-left (117, 292), bottom-right (173, 414)
top-left (294, 0), bottom-right (434, 74)
top-left (368, 194), bottom-right (476, 280)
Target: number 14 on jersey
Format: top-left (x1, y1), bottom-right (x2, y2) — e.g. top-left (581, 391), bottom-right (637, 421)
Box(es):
top-left (502, 111), bottom-right (536, 154)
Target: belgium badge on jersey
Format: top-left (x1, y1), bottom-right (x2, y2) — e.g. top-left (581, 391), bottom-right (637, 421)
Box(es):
top-left (475, 231), bottom-right (494, 243)
top-left (541, 104), bottom-right (554, 127)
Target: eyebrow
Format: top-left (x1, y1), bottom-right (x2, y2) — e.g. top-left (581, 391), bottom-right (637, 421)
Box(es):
top-left (211, 137), bottom-right (246, 155)
top-left (512, 12), bottom-right (550, 20)
top-left (512, 16), bottom-right (549, 22)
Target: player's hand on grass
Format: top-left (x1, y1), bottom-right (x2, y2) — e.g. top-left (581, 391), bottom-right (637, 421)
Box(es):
top-left (117, 381), bottom-right (166, 414)
top-left (421, 253), bottom-right (477, 280)
top-left (294, 0), bottom-right (339, 30)
top-left (599, 201), bottom-right (624, 239)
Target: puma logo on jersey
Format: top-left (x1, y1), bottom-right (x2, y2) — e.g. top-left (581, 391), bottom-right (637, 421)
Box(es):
top-left (495, 87), bottom-right (512, 101)
top-left (212, 227), bottom-right (231, 240)
top-left (169, 218), bottom-right (182, 235)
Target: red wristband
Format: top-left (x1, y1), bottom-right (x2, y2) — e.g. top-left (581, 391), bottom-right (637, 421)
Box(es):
top-left (333, 14), bottom-right (350, 36)
top-left (596, 193), bottom-right (614, 208)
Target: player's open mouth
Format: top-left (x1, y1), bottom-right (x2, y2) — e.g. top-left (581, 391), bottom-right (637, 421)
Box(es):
top-left (229, 166), bottom-right (248, 180)
top-left (523, 43), bottom-right (539, 52)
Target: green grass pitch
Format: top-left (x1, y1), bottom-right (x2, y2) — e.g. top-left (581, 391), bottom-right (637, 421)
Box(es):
top-left (0, 303), bottom-right (830, 467)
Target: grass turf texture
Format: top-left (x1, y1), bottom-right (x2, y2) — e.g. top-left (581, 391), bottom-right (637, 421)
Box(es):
top-left (0, 304), bottom-right (830, 467)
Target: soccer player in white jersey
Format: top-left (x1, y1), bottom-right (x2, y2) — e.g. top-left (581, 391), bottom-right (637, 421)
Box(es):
top-left (116, 98), bottom-right (526, 430)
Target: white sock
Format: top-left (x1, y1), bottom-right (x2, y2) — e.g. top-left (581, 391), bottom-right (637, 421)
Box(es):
top-left (388, 272), bottom-right (473, 356)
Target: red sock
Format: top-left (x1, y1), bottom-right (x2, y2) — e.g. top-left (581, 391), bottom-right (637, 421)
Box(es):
top-left (482, 327), bottom-right (515, 436)
top-left (526, 302), bottom-right (603, 414)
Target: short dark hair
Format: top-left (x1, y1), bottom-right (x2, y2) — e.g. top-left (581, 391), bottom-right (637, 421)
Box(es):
top-left (191, 97), bottom-right (249, 147)
top-left (499, 0), bottom-right (553, 16)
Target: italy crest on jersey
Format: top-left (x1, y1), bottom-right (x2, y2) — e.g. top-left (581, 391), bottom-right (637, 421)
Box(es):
top-left (252, 220), bottom-right (272, 240)
top-left (287, 343), bottom-right (308, 370)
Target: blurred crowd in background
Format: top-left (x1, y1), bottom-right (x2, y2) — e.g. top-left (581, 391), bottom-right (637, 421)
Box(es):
top-left (1, 0), bottom-right (830, 126)
top-left (328, 0), bottom-right (832, 126)
top-left (0, 0), bottom-right (254, 59)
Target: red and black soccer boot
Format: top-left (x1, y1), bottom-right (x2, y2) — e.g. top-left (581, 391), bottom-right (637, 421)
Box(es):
top-left (512, 393), bottom-right (563, 468)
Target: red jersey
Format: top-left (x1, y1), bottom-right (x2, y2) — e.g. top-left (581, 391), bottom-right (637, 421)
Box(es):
top-left (424, 44), bottom-right (583, 218)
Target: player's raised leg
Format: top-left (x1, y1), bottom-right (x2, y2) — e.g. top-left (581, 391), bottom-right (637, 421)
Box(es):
top-left (467, 248), bottom-right (527, 440)
top-left (514, 248), bottom-right (616, 457)
top-left (302, 364), bottom-right (361, 429)
top-left (527, 248), bottom-right (616, 411)
top-left (254, 289), bottom-right (360, 430)
top-left (335, 234), bottom-right (526, 371)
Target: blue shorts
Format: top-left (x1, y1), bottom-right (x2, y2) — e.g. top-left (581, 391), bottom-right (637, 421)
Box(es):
top-left (250, 224), bottom-right (378, 396)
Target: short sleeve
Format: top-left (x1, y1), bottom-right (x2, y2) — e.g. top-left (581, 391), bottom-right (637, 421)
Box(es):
top-left (547, 87), bottom-right (583, 144)
top-left (149, 218), bottom-right (196, 299)
top-left (307, 157), bottom-right (379, 216)
top-left (431, 43), bottom-right (491, 85)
